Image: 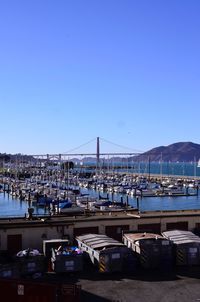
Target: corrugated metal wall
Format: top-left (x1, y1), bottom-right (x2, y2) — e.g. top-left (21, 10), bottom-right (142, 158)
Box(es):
top-left (0, 278), bottom-right (81, 302)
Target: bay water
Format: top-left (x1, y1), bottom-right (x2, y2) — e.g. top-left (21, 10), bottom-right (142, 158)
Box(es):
top-left (1, 161), bottom-right (200, 217)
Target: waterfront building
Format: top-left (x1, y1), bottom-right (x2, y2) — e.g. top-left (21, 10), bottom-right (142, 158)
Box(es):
top-left (1, 209), bottom-right (200, 254)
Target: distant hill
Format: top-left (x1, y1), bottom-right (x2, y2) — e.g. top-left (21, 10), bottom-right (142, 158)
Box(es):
top-left (0, 153), bottom-right (11, 162)
top-left (1, 142), bottom-right (200, 164)
top-left (0, 153), bottom-right (34, 163)
top-left (132, 142), bottom-right (200, 162)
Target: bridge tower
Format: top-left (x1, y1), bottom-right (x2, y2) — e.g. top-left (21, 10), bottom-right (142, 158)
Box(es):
top-left (96, 137), bottom-right (100, 170)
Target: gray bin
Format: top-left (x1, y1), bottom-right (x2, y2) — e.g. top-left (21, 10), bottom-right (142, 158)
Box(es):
top-left (162, 230), bottom-right (200, 266)
top-left (123, 232), bottom-right (174, 270)
top-left (51, 246), bottom-right (83, 273)
top-left (0, 263), bottom-right (20, 279)
top-left (16, 255), bottom-right (46, 276)
top-left (51, 253), bottom-right (83, 273)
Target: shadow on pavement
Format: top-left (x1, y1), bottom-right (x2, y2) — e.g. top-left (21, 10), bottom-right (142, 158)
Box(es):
top-left (81, 290), bottom-right (111, 302)
top-left (176, 266), bottom-right (200, 279)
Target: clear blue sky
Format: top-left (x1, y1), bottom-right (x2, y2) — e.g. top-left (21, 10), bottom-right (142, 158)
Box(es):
top-left (0, 0), bottom-right (200, 155)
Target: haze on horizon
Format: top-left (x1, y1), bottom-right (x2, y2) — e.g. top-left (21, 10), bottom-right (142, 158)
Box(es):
top-left (0, 0), bottom-right (200, 155)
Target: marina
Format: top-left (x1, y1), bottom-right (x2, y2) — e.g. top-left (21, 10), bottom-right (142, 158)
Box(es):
top-left (0, 160), bottom-right (200, 218)
top-left (1, 188), bottom-right (200, 217)
top-left (1, 162), bottom-right (200, 301)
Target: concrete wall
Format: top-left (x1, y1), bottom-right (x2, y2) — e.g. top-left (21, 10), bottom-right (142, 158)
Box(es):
top-left (1, 211), bottom-right (200, 252)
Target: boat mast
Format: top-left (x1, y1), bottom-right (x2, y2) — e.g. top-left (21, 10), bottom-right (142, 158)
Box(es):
top-left (194, 156), bottom-right (197, 178)
top-left (160, 152), bottom-right (163, 181)
top-left (148, 156), bottom-right (151, 181)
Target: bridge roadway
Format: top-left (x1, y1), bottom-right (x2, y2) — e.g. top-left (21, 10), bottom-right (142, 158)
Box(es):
top-left (31, 152), bottom-right (140, 161)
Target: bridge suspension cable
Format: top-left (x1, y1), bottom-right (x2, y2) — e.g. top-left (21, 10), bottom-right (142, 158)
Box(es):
top-left (99, 137), bottom-right (144, 153)
top-left (63, 137), bottom-right (97, 154)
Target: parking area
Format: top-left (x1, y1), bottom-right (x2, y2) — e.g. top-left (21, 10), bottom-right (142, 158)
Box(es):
top-left (12, 260), bottom-right (200, 301)
top-left (70, 266), bottom-right (200, 302)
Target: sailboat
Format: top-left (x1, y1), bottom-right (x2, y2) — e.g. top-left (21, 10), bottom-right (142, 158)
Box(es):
top-left (197, 159), bottom-right (200, 168)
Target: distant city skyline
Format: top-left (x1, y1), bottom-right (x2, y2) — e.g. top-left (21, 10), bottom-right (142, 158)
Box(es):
top-left (1, 1), bottom-right (200, 154)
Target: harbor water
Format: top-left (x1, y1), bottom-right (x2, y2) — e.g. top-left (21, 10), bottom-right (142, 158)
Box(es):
top-left (0, 193), bottom-right (49, 217)
top-left (0, 186), bottom-right (200, 218)
top-left (1, 161), bottom-right (200, 217)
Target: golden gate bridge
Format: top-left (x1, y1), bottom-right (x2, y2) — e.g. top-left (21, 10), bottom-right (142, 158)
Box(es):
top-left (30, 137), bottom-right (143, 163)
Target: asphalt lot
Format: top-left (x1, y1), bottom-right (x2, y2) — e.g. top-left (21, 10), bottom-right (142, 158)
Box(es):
top-left (69, 265), bottom-right (200, 302)
top-left (30, 261), bottom-right (200, 301)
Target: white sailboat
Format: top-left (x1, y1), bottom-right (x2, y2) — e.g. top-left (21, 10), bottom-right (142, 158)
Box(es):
top-left (197, 159), bottom-right (200, 168)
